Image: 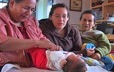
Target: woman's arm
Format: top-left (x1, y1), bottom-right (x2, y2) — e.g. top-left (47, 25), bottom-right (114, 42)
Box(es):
top-left (0, 37), bottom-right (60, 51)
top-left (0, 37), bottom-right (38, 51)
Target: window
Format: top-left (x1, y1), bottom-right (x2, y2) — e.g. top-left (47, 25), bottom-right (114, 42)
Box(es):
top-left (0, 0), bottom-right (8, 8)
top-left (36, 0), bottom-right (53, 20)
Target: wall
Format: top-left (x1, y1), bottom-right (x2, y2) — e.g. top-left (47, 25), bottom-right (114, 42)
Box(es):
top-left (36, 0), bottom-right (54, 20)
top-left (36, 0), bottom-right (48, 20)
top-left (54, 0), bottom-right (90, 25)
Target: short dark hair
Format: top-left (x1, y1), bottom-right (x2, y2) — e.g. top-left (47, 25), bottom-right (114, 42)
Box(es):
top-left (8, 0), bottom-right (39, 3)
top-left (49, 3), bottom-right (69, 17)
top-left (8, 0), bottom-right (23, 3)
top-left (7, 0), bottom-right (39, 7)
top-left (80, 10), bottom-right (96, 22)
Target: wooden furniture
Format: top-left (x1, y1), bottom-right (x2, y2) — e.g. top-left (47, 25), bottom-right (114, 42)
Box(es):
top-left (106, 34), bottom-right (114, 42)
top-left (90, 0), bottom-right (114, 41)
top-left (106, 34), bottom-right (114, 52)
top-left (90, 0), bottom-right (114, 22)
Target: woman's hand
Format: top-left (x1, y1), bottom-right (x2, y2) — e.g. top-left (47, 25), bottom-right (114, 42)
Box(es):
top-left (36, 39), bottom-right (62, 51)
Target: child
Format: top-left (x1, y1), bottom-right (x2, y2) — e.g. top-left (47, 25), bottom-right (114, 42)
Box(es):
top-left (79, 10), bottom-right (114, 71)
top-left (82, 43), bottom-right (113, 70)
top-left (29, 48), bottom-right (87, 72)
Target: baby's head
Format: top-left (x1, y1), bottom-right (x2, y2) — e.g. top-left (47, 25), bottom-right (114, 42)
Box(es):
top-left (63, 54), bottom-right (87, 72)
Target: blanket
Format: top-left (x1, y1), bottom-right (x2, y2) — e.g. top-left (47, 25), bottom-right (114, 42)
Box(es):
top-left (1, 64), bottom-right (111, 72)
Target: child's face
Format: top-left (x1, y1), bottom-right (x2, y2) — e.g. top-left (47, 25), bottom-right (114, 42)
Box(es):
top-left (80, 14), bottom-right (95, 32)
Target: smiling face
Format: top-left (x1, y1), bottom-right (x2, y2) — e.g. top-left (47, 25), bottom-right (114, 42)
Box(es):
top-left (80, 14), bottom-right (95, 32)
top-left (50, 7), bottom-right (69, 30)
top-left (9, 0), bottom-right (36, 22)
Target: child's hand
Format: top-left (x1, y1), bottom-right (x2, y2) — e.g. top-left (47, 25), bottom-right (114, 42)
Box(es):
top-left (87, 49), bottom-right (95, 56)
top-left (82, 43), bottom-right (96, 56)
top-left (85, 43), bottom-right (95, 50)
top-left (60, 59), bottom-right (67, 69)
top-left (91, 53), bottom-right (101, 60)
top-left (82, 43), bottom-right (95, 50)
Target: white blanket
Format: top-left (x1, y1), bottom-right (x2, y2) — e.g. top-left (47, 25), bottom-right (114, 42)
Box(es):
top-left (1, 64), bottom-right (111, 72)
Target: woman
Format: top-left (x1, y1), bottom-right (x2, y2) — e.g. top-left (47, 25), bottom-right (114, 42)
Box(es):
top-left (0, 0), bottom-right (87, 71)
top-left (0, 0), bottom-right (60, 71)
top-left (39, 3), bottom-right (82, 54)
top-left (79, 10), bottom-right (113, 71)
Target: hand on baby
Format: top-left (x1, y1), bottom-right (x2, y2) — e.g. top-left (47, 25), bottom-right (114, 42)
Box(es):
top-left (37, 38), bottom-right (62, 51)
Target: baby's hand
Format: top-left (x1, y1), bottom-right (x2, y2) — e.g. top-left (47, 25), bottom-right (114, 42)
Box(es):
top-left (60, 59), bottom-right (67, 69)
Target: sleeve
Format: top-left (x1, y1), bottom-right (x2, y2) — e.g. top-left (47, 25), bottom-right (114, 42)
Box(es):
top-left (0, 30), bottom-right (7, 43)
top-left (95, 31), bottom-right (111, 57)
top-left (0, 19), bottom-right (8, 43)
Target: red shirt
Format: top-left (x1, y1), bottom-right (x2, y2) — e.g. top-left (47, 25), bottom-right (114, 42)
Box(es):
top-left (0, 7), bottom-right (48, 69)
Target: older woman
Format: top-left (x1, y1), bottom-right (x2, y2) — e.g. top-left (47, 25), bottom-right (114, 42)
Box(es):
top-left (0, 0), bottom-right (60, 71)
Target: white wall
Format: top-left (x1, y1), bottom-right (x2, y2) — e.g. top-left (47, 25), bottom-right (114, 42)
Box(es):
top-left (36, 0), bottom-right (48, 20)
top-left (36, 0), bottom-right (53, 20)
top-left (54, 0), bottom-right (90, 25)
top-left (0, 3), bottom-right (7, 8)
